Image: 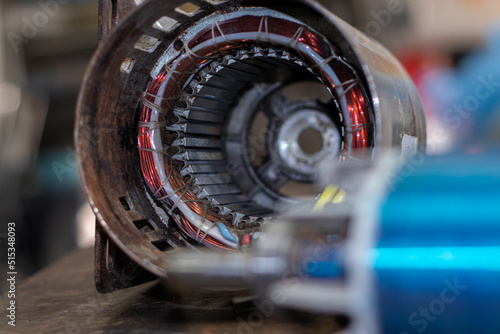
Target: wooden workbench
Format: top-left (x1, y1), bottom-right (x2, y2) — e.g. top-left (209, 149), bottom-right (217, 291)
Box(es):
top-left (1, 247), bottom-right (342, 333)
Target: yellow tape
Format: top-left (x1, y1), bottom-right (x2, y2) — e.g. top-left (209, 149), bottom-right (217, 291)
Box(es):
top-left (313, 185), bottom-right (346, 212)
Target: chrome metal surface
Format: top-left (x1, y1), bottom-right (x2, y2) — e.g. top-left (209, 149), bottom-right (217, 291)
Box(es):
top-left (277, 109), bottom-right (340, 175)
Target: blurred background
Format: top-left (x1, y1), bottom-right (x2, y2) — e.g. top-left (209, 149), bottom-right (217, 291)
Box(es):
top-left (1, 0), bottom-right (500, 292)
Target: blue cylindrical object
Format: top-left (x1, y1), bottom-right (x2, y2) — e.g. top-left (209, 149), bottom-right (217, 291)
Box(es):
top-left (374, 150), bottom-right (500, 334)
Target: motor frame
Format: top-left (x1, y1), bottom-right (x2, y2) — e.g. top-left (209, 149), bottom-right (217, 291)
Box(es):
top-left (76, 0), bottom-right (425, 291)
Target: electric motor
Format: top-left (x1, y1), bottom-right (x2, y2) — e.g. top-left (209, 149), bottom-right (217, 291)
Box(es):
top-left (75, 0), bottom-right (425, 283)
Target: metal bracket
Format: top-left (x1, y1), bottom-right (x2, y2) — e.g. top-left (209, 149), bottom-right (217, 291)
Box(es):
top-left (94, 221), bottom-right (157, 293)
top-left (99, 0), bottom-right (137, 42)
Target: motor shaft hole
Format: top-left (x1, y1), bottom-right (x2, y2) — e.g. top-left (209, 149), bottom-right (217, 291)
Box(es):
top-left (298, 128), bottom-right (324, 155)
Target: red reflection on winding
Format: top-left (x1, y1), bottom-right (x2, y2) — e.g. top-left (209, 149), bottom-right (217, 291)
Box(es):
top-left (138, 14), bottom-right (372, 249)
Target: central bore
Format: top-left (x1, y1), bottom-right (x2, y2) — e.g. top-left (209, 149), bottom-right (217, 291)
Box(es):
top-left (299, 128), bottom-right (324, 155)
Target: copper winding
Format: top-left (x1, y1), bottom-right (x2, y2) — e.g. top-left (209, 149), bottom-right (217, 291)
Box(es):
top-left (138, 14), bottom-right (373, 249)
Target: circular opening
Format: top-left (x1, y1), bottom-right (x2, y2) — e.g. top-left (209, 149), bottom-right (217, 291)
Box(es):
top-left (298, 128), bottom-right (324, 155)
top-left (173, 39), bottom-right (184, 51)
